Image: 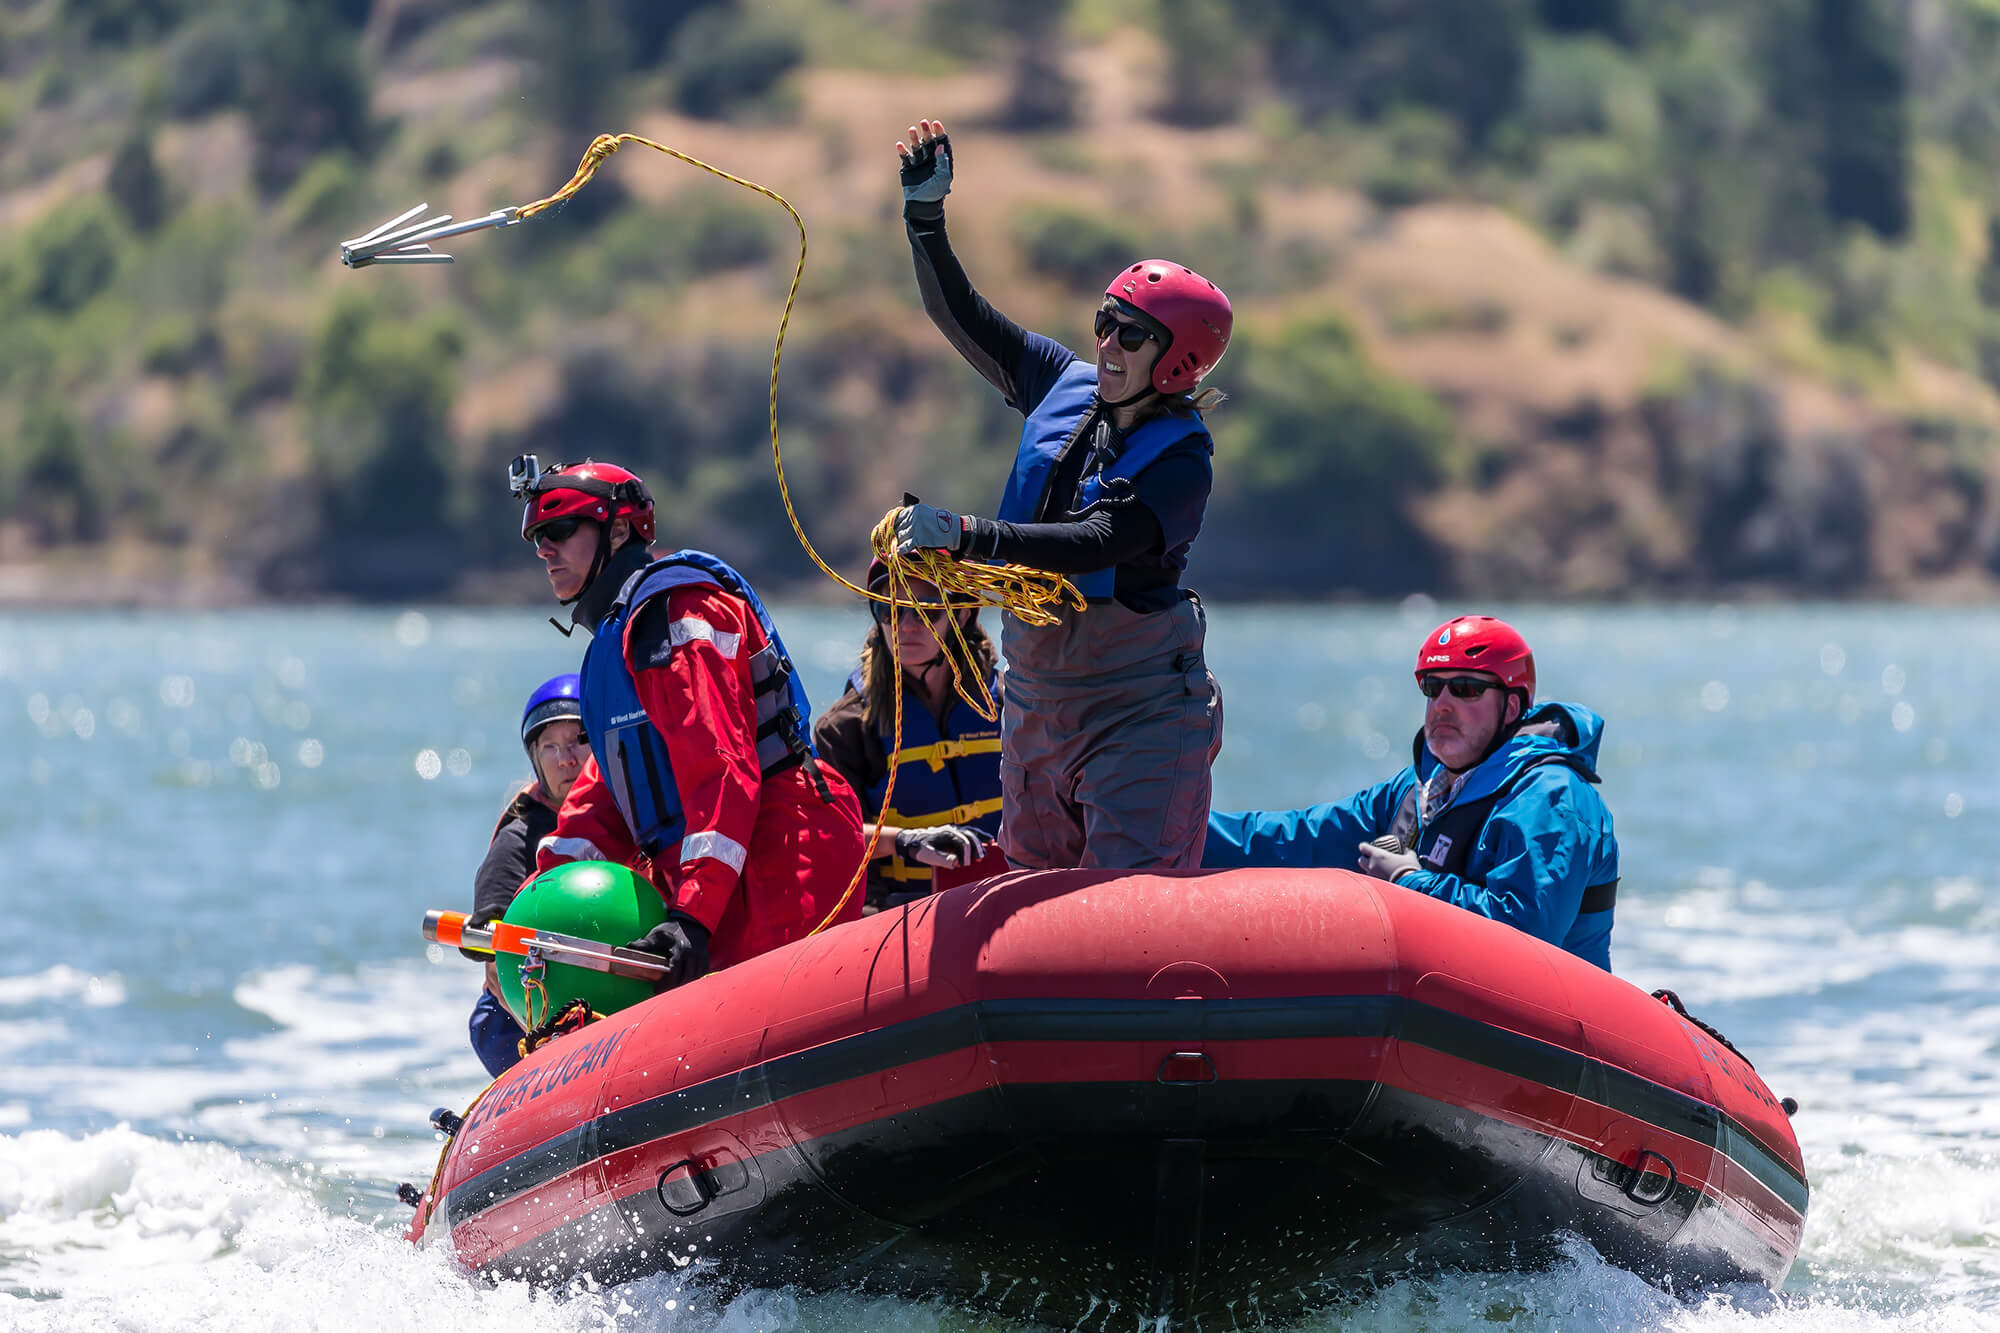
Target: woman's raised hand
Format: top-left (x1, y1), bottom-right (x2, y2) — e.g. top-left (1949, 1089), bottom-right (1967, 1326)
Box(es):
top-left (897, 117), bottom-right (953, 206)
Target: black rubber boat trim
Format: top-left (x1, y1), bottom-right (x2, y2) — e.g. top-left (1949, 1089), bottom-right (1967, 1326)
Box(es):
top-left (442, 993), bottom-right (1809, 1229)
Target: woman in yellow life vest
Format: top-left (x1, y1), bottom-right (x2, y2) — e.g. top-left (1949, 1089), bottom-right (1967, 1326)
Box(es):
top-left (812, 558), bottom-right (1008, 910)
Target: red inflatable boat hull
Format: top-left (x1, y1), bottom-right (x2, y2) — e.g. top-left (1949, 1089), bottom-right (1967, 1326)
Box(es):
top-left (410, 869), bottom-right (1806, 1322)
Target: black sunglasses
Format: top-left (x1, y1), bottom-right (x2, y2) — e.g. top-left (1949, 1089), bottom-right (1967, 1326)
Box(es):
top-left (1094, 310), bottom-right (1156, 352)
top-left (1419, 675), bottom-right (1504, 701)
top-left (530, 516), bottom-right (587, 544)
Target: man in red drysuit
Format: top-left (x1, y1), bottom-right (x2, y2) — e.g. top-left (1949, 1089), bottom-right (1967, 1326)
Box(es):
top-left (510, 455), bottom-right (865, 989)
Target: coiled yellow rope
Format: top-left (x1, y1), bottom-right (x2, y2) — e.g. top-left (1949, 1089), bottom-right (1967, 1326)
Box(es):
top-left (514, 134), bottom-right (1084, 932)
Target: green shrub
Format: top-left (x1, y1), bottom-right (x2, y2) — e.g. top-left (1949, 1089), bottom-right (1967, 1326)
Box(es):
top-left (64, 0), bottom-right (183, 47)
top-left (298, 296), bottom-right (465, 591)
top-left (1013, 204), bottom-right (1144, 289)
top-left (14, 401), bottom-right (102, 542)
top-left (1205, 312), bottom-right (1457, 595)
top-left (1155, 0), bottom-right (1249, 127)
top-left (277, 153), bottom-right (366, 235)
top-left (141, 315), bottom-right (219, 376)
top-left (672, 9), bottom-right (804, 119)
top-left (1360, 108), bottom-right (1461, 209)
top-left (162, 13), bottom-right (247, 117)
top-left (245, 5), bottom-right (371, 194)
top-left (1521, 35), bottom-right (1638, 138)
top-left (27, 205), bottom-right (125, 314)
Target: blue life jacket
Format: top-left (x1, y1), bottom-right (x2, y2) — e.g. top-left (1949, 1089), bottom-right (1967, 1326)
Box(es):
top-left (850, 668), bottom-right (1003, 887)
top-left (994, 361), bottom-right (1212, 600)
top-left (578, 550), bottom-right (816, 860)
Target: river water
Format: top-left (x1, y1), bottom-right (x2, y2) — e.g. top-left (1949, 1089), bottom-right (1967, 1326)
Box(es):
top-left (0, 602), bottom-right (1991, 1331)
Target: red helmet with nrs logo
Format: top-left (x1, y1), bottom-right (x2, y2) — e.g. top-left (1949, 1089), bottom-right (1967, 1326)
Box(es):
top-left (1103, 260), bottom-right (1232, 395)
top-left (520, 460), bottom-right (656, 545)
top-left (1415, 615), bottom-right (1536, 705)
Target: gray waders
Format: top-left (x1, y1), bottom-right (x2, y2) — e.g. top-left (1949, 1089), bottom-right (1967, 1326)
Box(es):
top-left (998, 596), bottom-right (1223, 870)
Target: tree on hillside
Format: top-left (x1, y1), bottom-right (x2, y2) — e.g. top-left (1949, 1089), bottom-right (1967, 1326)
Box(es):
top-left (107, 127), bottom-right (168, 234)
top-left (1204, 313), bottom-right (1454, 596)
top-left (1811, 0), bottom-right (1910, 239)
top-left (996, 0), bottom-right (1075, 129)
top-left (244, 3), bottom-right (371, 194)
top-left (928, 0), bottom-right (1075, 129)
top-left (1156, 0), bottom-right (1252, 127)
top-left (64, 0), bottom-right (183, 46)
top-left (530, 0), bottom-right (630, 132)
top-left (294, 298), bottom-right (462, 596)
top-left (1258, 0), bottom-right (1530, 145)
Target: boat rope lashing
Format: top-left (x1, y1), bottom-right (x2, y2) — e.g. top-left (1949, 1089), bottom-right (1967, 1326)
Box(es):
top-left (1652, 988), bottom-right (1754, 1069)
top-left (340, 135), bottom-right (1085, 932)
top-left (517, 996), bottom-right (602, 1059)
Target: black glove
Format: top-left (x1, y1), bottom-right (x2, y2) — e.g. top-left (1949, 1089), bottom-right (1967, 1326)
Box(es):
top-left (624, 912), bottom-right (713, 992)
top-left (900, 130), bottom-right (953, 207)
top-left (460, 909), bottom-right (499, 963)
top-left (894, 824), bottom-right (994, 869)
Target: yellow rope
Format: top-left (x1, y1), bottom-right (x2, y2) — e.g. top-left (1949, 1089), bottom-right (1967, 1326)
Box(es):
top-left (507, 134), bottom-right (1088, 932)
top-left (513, 134), bottom-right (1080, 624)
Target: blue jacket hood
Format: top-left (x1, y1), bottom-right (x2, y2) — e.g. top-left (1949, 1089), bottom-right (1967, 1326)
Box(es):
top-left (1414, 701), bottom-right (1605, 805)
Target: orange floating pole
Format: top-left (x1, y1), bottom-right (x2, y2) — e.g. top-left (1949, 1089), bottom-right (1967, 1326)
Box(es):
top-left (420, 909), bottom-right (669, 982)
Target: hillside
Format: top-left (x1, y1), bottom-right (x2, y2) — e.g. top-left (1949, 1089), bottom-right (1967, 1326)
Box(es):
top-left (4, 0), bottom-right (2000, 603)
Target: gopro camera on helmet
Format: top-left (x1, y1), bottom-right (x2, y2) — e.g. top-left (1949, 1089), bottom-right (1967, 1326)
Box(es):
top-left (508, 454), bottom-right (542, 497)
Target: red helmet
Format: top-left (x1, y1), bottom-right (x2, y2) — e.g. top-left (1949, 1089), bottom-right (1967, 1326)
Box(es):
top-left (1104, 261), bottom-right (1232, 395)
top-left (1414, 616), bottom-right (1535, 704)
top-left (520, 461), bottom-right (655, 545)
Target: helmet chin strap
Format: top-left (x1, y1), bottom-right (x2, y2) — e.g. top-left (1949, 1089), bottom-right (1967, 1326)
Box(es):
top-left (561, 524), bottom-right (616, 607)
top-left (1100, 383), bottom-right (1158, 410)
top-left (544, 522), bottom-right (618, 637)
top-left (1465, 691), bottom-right (1530, 769)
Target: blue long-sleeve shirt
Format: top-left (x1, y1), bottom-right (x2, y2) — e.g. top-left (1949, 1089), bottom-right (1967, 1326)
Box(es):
top-left (1205, 702), bottom-right (1619, 970)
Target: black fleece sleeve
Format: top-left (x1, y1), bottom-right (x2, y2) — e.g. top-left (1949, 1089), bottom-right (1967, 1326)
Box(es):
top-left (962, 504), bottom-right (1164, 575)
top-left (471, 818), bottom-right (535, 923)
top-left (907, 203), bottom-right (1080, 413)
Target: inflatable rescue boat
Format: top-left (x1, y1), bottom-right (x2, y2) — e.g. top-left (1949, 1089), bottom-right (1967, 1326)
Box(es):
top-left (407, 868), bottom-right (1807, 1324)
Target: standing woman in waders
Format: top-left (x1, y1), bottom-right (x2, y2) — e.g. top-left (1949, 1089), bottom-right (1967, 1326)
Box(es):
top-left (891, 118), bottom-right (1229, 870)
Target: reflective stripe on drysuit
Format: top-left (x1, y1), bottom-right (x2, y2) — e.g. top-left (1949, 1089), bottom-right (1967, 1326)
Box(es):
top-left (579, 551), bottom-right (817, 860)
top-left (992, 361), bottom-right (1222, 871)
top-left (853, 667), bottom-right (1003, 887)
top-left (1203, 701), bottom-right (1619, 970)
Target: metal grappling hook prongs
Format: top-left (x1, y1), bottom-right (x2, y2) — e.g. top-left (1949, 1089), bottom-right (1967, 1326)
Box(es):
top-left (338, 202), bottom-right (521, 268)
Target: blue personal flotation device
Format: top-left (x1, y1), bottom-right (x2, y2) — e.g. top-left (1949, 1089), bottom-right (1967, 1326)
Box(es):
top-left (578, 550), bottom-right (816, 860)
top-left (851, 668), bottom-right (1003, 887)
top-left (994, 361), bottom-right (1212, 601)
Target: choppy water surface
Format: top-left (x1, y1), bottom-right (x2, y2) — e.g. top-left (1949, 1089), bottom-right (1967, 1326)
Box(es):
top-left (0, 602), bottom-right (1992, 1331)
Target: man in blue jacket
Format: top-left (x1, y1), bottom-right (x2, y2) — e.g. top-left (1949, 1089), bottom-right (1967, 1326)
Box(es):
top-left (1204, 615), bottom-right (1618, 970)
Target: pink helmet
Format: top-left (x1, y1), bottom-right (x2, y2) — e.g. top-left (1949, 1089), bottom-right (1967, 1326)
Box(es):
top-left (1104, 261), bottom-right (1232, 395)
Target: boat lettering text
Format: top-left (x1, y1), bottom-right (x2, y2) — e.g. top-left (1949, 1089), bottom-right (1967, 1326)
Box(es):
top-left (461, 1028), bottom-right (629, 1136)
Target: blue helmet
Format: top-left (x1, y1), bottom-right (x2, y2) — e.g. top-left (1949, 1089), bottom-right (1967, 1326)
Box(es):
top-left (521, 674), bottom-right (582, 751)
